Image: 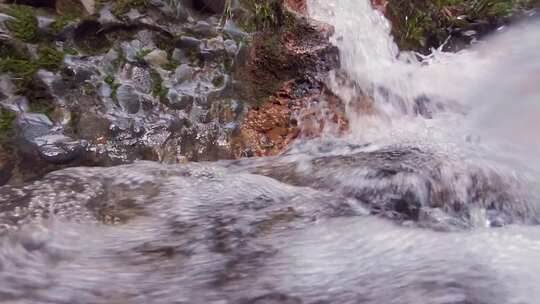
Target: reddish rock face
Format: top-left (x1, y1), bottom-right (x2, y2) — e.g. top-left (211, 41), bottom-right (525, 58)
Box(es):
top-left (231, 2), bottom-right (345, 157)
top-left (233, 80), bottom-right (348, 158)
top-left (372, 0), bottom-right (389, 14)
top-left (285, 0), bottom-right (308, 15)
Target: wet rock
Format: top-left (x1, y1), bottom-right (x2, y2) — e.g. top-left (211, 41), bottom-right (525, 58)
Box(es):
top-left (118, 64), bottom-right (153, 95)
top-left (116, 84), bottom-right (141, 114)
top-left (175, 35), bottom-right (201, 49)
top-left (166, 90), bottom-right (194, 110)
top-left (234, 11), bottom-right (339, 104)
top-left (1, 96), bottom-right (29, 113)
top-left (144, 49), bottom-right (168, 67)
top-left (33, 134), bottom-right (86, 164)
top-left (233, 80), bottom-right (347, 157)
top-left (191, 20), bottom-right (217, 37)
top-left (175, 64), bottom-right (194, 84)
top-left (224, 39), bottom-right (238, 55)
top-left (171, 48), bottom-right (188, 62)
top-left (200, 36), bottom-right (226, 60)
top-left (16, 113), bottom-right (53, 143)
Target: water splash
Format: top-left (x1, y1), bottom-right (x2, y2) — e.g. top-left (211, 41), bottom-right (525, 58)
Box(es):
top-left (308, 0), bottom-right (540, 174)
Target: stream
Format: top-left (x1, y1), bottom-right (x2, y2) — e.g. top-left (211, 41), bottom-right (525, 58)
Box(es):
top-left (1, 0), bottom-right (540, 303)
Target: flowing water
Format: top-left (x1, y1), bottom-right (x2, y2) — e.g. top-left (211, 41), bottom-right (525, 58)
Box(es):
top-left (2, 1), bottom-right (540, 303)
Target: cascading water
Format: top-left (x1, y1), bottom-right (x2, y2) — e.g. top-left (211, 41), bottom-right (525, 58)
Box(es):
top-left (1, 1), bottom-right (540, 303)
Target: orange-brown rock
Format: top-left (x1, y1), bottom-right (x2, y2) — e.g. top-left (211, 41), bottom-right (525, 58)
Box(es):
top-left (233, 80), bottom-right (348, 158)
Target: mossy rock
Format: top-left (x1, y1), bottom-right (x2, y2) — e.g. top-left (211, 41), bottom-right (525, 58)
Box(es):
top-left (0, 44), bottom-right (64, 91)
top-left (386, 0), bottom-right (540, 52)
top-left (4, 5), bottom-right (39, 43)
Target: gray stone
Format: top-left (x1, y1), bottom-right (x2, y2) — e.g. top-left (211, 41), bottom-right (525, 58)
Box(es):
top-left (144, 49), bottom-right (168, 67)
top-left (34, 135), bottom-right (87, 164)
top-left (167, 90), bottom-right (194, 110)
top-left (0, 96), bottom-right (29, 113)
top-left (171, 48), bottom-right (188, 62)
top-left (37, 16), bottom-right (55, 30)
top-left (79, 0), bottom-right (97, 14)
top-left (16, 113), bottom-right (53, 142)
top-left (121, 40), bottom-right (143, 62)
top-left (126, 8), bottom-right (143, 21)
top-left (192, 21), bottom-right (217, 37)
top-left (98, 7), bottom-right (119, 24)
top-left (117, 85), bottom-right (141, 114)
top-left (175, 64), bottom-right (194, 84)
top-left (224, 39), bottom-right (238, 55)
top-left (127, 65), bottom-right (153, 94)
top-left (175, 36), bottom-right (201, 49)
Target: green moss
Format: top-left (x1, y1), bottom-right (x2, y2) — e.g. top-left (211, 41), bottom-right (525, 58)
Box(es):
top-left (104, 75), bottom-right (115, 86)
top-left (0, 45), bottom-right (64, 90)
top-left (150, 69), bottom-right (168, 101)
top-left (36, 46), bottom-right (64, 70)
top-left (5, 5), bottom-right (39, 43)
top-left (212, 75), bottom-right (225, 87)
top-left (50, 13), bottom-right (78, 34)
top-left (110, 83), bottom-right (120, 105)
top-left (162, 59), bottom-right (180, 71)
top-left (63, 47), bottom-right (79, 56)
top-left (0, 108), bottom-right (16, 139)
top-left (135, 48), bottom-right (153, 62)
top-left (0, 58), bottom-right (36, 85)
top-left (104, 74), bottom-right (120, 104)
top-left (103, 75), bottom-right (120, 104)
top-left (238, 0), bottom-right (282, 32)
top-left (112, 46), bottom-right (127, 68)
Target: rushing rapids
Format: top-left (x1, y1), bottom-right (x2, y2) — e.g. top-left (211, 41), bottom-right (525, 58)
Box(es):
top-left (1, 0), bottom-right (540, 303)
